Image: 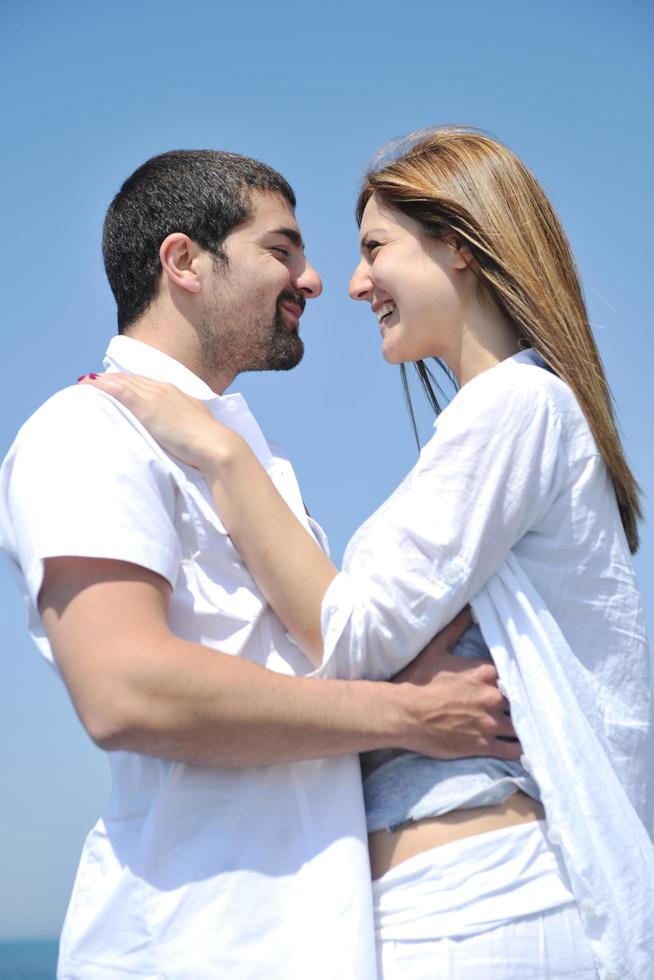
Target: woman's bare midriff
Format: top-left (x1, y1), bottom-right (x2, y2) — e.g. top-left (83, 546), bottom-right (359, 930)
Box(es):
top-left (368, 791), bottom-right (545, 880)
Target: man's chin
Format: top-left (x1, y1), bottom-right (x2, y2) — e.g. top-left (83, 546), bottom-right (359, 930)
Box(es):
top-left (267, 342), bottom-right (305, 372)
top-left (244, 336), bottom-right (304, 374)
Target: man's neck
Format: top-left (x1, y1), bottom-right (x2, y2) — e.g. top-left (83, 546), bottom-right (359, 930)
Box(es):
top-left (124, 319), bottom-right (234, 395)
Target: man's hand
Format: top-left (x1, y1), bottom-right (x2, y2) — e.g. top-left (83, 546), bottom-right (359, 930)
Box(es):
top-left (393, 607), bottom-right (520, 760)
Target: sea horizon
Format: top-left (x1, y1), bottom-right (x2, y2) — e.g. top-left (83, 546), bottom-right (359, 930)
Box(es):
top-left (0, 938), bottom-right (59, 980)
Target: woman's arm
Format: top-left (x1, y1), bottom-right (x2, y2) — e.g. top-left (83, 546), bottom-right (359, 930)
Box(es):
top-left (80, 373), bottom-right (337, 664)
top-left (316, 364), bottom-right (571, 680)
top-left (82, 361), bottom-right (570, 680)
top-left (202, 439), bottom-right (336, 664)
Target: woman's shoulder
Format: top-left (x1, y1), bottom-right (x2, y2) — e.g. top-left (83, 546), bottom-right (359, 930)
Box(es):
top-left (435, 350), bottom-right (597, 460)
top-left (450, 350), bottom-right (583, 423)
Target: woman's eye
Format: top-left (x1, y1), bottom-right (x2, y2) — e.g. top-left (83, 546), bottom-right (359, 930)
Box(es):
top-left (364, 240), bottom-right (382, 255)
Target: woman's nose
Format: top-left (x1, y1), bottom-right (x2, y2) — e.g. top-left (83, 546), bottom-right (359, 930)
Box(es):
top-left (348, 260), bottom-right (372, 301)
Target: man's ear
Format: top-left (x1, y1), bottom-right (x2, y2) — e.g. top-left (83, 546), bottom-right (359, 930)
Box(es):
top-left (159, 234), bottom-right (203, 294)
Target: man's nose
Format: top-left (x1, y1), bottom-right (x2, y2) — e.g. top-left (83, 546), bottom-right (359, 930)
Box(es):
top-left (295, 260), bottom-right (323, 299)
top-left (348, 260), bottom-right (372, 301)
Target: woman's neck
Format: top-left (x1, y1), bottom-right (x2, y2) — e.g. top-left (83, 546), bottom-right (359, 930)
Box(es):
top-left (451, 293), bottom-right (521, 387)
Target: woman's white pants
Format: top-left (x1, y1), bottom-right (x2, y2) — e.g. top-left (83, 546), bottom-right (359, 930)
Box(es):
top-left (372, 821), bottom-right (598, 979)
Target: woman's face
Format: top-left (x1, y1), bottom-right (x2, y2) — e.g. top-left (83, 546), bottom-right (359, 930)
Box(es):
top-left (349, 194), bottom-right (469, 366)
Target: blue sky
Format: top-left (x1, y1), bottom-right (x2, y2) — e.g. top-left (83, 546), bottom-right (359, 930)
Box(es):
top-left (1, 0), bottom-right (652, 939)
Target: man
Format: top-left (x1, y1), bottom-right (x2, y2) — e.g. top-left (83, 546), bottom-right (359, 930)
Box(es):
top-left (0, 150), bottom-right (516, 979)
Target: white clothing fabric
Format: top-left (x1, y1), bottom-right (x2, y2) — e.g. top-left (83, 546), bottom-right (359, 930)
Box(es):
top-left (318, 351), bottom-right (654, 980)
top-left (377, 907), bottom-right (598, 980)
top-left (0, 336), bottom-right (376, 979)
top-left (374, 821), bottom-right (599, 979)
top-left (372, 821), bottom-right (575, 943)
top-left (361, 622), bottom-right (540, 832)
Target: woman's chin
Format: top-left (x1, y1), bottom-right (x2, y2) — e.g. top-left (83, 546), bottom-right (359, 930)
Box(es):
top-left (381, 338), bottom-right (404, 365)
top-left (383, 348), bottom-right (415, 367)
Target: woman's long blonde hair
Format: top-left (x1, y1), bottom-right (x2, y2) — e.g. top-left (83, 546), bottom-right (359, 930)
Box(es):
top-left (357, 127), bottom-right (641, 553)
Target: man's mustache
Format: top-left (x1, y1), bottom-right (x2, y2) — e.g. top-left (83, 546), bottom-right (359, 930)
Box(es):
top-left (277, 290), bottom-right (306, 314)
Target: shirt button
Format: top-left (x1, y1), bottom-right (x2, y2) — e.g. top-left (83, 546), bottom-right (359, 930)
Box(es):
top-left (547, 827), bottom-right (562, 846)
top-left (604, 973), bottom-right (621, 980)
top-left (579, 898), bottom-right (598, 919)
top-left (442, 558), bottom-right (466, 586)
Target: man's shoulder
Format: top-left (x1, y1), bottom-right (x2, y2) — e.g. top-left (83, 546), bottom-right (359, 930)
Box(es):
top-left (17, 383), bottom-right (125, 440)
top-left (0, 383), bottom-right (184, 594)
top-left (1, 382), bottom-right (173, 499)
top-left (9, 383), bottom-right (161, 466)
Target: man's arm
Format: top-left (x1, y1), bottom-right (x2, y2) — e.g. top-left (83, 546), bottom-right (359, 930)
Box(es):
top-left (40, 557), bottom-right (519, 767)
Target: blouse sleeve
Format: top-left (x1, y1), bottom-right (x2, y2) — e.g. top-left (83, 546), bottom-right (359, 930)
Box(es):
top-left (317, 364), bottom-right (574, 680)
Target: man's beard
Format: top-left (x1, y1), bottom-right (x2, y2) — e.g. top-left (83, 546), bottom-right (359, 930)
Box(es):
top-left (257, 305), bottom-right (305, 372)
top-left (199, 290), bottom-right (305, 379)
top-left (241, 290), bottom-right (306, 374)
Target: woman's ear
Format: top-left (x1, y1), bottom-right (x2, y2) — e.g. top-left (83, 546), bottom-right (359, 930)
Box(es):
top-left (456, 243), bottom-right (475, 270)
top-left (159, 234), bottom-right (203, 294)
top-left (441, 232), bottom-right (474, 270)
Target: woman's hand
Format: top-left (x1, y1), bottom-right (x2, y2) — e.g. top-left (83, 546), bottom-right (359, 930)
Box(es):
top-left (79, 373), bottom-right (242, 473)
top-left (79, 372), bottom-right (335, 663)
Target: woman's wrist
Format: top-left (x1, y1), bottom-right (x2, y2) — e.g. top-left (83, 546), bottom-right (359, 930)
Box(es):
top-left (198, 428), bottom-right (252, 483)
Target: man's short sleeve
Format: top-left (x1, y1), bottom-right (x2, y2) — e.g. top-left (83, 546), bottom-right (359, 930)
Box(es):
top-left (1, 384), bottom-right (182, 606)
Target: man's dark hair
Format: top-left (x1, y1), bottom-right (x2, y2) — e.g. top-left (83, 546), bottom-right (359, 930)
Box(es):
top-left (102, 150), bottom-right (297, 332)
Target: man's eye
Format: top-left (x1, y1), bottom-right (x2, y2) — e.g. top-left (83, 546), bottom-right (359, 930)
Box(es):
top-left (271, 246), bottom-right (290, 257)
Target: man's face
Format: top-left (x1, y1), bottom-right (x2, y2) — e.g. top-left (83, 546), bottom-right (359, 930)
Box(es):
top-left (199, 191), bottom-right (322, 381)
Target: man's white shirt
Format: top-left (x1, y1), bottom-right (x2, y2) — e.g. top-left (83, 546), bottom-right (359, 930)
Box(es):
top-left (0, 336), bottom-right (376, 980)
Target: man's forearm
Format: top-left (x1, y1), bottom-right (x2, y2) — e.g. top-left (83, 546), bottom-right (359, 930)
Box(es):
top-left (41, 557), bottom-right (519, 768)
top-left (94, 633), bottom-right (410, 766)
top-left (40, 556), bottom-right (404, 766)
top-left (81, 633), bottom-right (519, 767)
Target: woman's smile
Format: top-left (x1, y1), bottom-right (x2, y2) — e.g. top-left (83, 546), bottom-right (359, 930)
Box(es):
top-left (351, 193), bottom-right (468, 367)
top-left (375, 301), bottom-right (398, 337)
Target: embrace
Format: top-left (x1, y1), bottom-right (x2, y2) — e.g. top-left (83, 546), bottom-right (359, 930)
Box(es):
top-left (1, 129), bottom-right (652, 979)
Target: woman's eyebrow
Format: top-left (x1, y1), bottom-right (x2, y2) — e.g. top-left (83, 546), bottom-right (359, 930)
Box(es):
top-left (360, 228), bottom-right (387, 251)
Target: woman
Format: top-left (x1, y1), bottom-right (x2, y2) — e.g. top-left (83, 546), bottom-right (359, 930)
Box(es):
top-left (83, 129), bottom-right (653, 978)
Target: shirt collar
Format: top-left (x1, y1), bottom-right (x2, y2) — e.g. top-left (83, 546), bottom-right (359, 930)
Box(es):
top-left (512, 347), bottom-right (548, 371)
top-left (431, 348), bottom-right (548, 430)
top-left (103, 335), bottom-right (274, 466)
top-left (103, 335), bottom-right (241, 405)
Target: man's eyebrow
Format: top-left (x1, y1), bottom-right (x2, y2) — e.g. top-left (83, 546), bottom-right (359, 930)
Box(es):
top-left (269, 227), bottom-right (305, 250)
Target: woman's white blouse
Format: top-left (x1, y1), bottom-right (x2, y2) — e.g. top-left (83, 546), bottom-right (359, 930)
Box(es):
top-left (319, 351), bottom-right (653, 980)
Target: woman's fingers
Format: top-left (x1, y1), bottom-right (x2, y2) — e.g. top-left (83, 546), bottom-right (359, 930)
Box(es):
top-left (78, 371), bottom-right (164, 401)
top-left (78, 373), bottom-right (187, 429)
